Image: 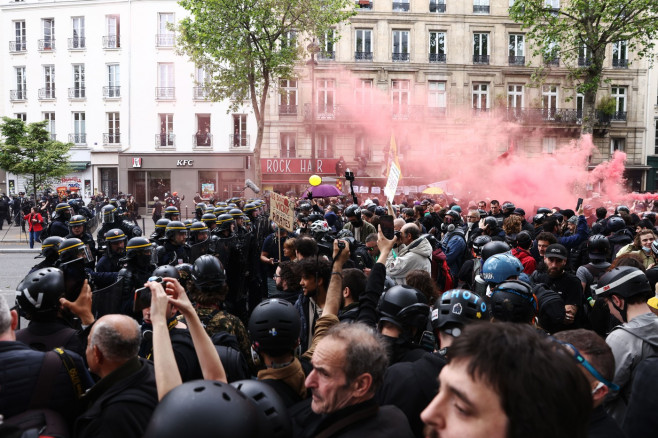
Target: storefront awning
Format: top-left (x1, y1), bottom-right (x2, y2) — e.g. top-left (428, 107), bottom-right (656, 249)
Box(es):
top-left (69, 161), bottom-right (91, 171)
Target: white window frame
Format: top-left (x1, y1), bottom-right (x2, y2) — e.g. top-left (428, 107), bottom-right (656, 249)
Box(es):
top-left (355, 29), bottom-right (372, 54)
top-left (279, 79), bottom-right (298, 106)
top-left (72, 64), bottom-right (85, 97)
top-left (73, 112), bottom-right (86, 136)
top-left (42, 18), bottom-right (55, 47)
top-left (611, 86), bottom-right (627, 112)
top-left (429, 31), bottom-right (446, 55)
top-left (317, 79), bottom-right (335, 114)
top-left (355, 79), bottom-right (373, 105)
top-left (16, 66), bottom-right (26, 92)
top-left (106, 15), bottom-right (120, 48)
top-left (43, 112), bottom-right (55, 137)
top-left (542, 137), bottom-right (557, 154)
top-left (508, 34), bottom-right (524, 57)
top-left (157, 13), bottom-right (175, 46)
top-left (158, 63), bottom-right (174, 88)
top-left (507, 84), bottom-right (524, 108)
top-left (280, 133), bottom-right (296, 158)
top-left (542, 85), bottom-right (559, 117)
top-left (72, 17), bottom-right (85, 47)
top-left (472, 83), bottom-right (489, 109)
top-left (610, 138), bottom-right (625, 154)
top-left (391, 79), bottom-right (410, 113)
top-left (317, 133), bottom-right (333, 158)
top-left (43, 65), bottom-right (55, 97)
top-left (473, 33), bottom-right (489, 56)
top-left (428, 81), bottom-right (446, 109)
top-left (14, 21), bottom-right (26, 49)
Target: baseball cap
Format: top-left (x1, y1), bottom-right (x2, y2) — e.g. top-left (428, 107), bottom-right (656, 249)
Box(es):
top-left (545, 244), bottom-right (568, 260)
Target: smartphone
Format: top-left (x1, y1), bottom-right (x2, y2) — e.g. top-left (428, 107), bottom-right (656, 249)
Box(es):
top-left (380, 215), bottom-right (395, 240)
top-left (133, 276), bottom-right (163, 313)
top-left (576, 198), bottom-right (583, 212)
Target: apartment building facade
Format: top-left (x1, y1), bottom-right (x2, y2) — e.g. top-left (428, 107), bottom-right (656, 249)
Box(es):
top-left (1, 0), bottom-right (255, 208)
top-left (261, 0), bottom-right (654, 193)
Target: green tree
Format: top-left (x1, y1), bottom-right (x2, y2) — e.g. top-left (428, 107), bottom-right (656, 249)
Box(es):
top-left (176, 0), bottom-right (355, 186)
top-left (0, 117), bottom-right (72, 199)
top-left (509, 0), bottom-right (658, 134)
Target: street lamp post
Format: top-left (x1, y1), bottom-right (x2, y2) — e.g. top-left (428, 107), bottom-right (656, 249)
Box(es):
top-left (307, 39), bottom-right (320, 175)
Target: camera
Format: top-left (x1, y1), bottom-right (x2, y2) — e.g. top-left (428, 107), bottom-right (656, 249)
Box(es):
top-left (337, 240), bottom-right (346, 249)
top-left (394, 230), bottom-right (401, 239)
top-left (344, 169), bottom-right (355, 182)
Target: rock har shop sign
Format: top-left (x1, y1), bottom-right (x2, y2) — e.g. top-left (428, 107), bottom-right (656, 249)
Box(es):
top-left (261, 159), bottom-right (339, 174)
top-left (57, 177), bottom-right (83, 196)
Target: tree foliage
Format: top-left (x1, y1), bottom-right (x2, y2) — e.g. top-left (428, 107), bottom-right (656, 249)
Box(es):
top-left (0, 117), bottom-right (72, 198)
top-left (176, 0), bottom-right (356, 185)
top-left (510, 0), bottom-right (658, 133)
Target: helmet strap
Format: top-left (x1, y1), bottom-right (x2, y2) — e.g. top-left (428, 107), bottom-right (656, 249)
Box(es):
top-left (611, 296), bottom-right (628, 322)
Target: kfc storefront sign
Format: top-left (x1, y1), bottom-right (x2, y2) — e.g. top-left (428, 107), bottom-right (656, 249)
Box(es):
top-left (262, 158), bottom-right (339, 174)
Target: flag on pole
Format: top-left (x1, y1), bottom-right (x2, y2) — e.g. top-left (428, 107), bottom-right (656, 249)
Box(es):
top-left (386, 134), bottom-right (401, 179)
top-left (336, 179), bottom-right (343, 191)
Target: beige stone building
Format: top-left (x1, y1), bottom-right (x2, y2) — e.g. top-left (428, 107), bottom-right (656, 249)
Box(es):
top-left (260, 0), bottom-right (654, 193)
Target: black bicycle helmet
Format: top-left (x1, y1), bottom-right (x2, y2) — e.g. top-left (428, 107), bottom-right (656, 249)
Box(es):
top-left (16, 267), bottom-right (66, 319)
top-left (231, 380), bottom-right (291, 438)
top-left (432, 289), bottom-right (489, 333)
top-left (481, 241), bottom-right (511, 262)
top-left (489, 280), bottom-right (537, 323)
top-left (248, 298), bottom-right (301, 356)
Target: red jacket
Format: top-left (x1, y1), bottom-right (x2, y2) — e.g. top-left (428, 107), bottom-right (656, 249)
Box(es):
top-left (24, 213), bottom-right (44, 232)
top-left (512, 247), bottom-right (536, 274)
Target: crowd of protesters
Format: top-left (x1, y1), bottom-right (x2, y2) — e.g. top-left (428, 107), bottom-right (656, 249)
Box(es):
top-left (1, 188), bottom-right (657, 438)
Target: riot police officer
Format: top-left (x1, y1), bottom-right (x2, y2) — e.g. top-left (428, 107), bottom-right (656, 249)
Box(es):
top-left (117, 237), bottom-right (157, 315)
top-left (96, 204), bottom-right (142, 255)
top-left (48, 203), bottom-right (73, 237)
top-left (188, 221), bottom-right (212, 263)
top-left (66, 215), bottom-right (96, 267)
top-left (149, 218), bottom-right (170, 246)
top-left (29, 236), bottom-right (64, 273)
top-left (155, 221), bottom-right (190, 266)
top-left (96, 228), bottom-right (127, 273)
top-left (163, 206), bottom-right (180, 221)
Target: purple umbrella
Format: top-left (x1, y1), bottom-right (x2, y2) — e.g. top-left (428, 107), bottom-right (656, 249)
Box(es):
top-left (302, 184), bottom-right (343, 199)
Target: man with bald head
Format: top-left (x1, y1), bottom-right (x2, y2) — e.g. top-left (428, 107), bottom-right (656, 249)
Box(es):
top-left (75, 314), bottom-right (158, 438)
top-left (385, 223), bottom-right (433, 285)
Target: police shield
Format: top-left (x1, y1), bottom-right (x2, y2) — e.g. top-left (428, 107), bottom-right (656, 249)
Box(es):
top-left (190, 239), bottom-right (211, 263)
top-left (92, 279), bottom-right (123, 319)
top-left (215, 235), bottom-right (237, 268)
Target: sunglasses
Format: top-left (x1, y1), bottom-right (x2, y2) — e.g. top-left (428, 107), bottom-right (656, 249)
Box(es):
top-left (555, 340), bottom-right (620, 391)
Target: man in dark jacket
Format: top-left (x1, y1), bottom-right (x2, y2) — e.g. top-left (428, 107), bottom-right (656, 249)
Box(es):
top-left (75, 314), bottom-right (158, 438)
top-left (292, 323), bottom-right (414, 438)
top-left (0, 295), bottom-right (93, 428)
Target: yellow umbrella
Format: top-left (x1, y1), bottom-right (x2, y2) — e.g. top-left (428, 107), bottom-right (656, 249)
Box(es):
top-left (422, 187), bottom-right (444, 195)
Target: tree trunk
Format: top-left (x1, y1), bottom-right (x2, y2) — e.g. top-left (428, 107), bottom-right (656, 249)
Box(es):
top-left (582, 87), bottom-right (597, 134)
top-left (581, 49), bottom-right (606, 135)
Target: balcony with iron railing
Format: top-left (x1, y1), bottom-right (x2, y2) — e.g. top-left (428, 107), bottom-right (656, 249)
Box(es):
top-left (392, 2), bottom-right (410, 11)
top-left (193, 133), bottom-right (213, 148)
top-left (69, 133), bottom-right (87, 144)
top-left (473, 54), bottom-right (489, 64)
top-left (38, 88), bottom-right (56, 100)
top-left (304, 103), bottom-right (344, 120)
top-left (504, 108), bottom-right (584, 124)
top-left (155, 87), bottom-right (175, 100)
top-left (392, 52), bottom-right (410, 62)
top-left (68, 37), bottom-right (85, 50)
top-left (10, 90), bottom-right (27, 101)
top-left (279, 104), bottom-right (298, 115)
top-left (429, 53), bottom-right (446, 63)
top-left (193, 87), bottom-right (209, 100)
top-left (103, 86), bottom-right (121, 98)
top-left (68, 88), bottom-right (86, 99)
top-left (610, 111), bottom-right (627, 121)
top-left (429, 1), bottom-right (446, 12)
top-left (318, 51), bottom-right (335, 61)
top-left (156, 34), bottom-right (175, 47)
top-left (102, 36), bottom-right (120, 49)
top-left (155, 133), bottom-right (176, 148)
top-left (473, 5), bottom-right (490, 13)
top-left (38, 39), bottom-right (55, 51)
top-left (9, 41), bottom-right (26, 52)
top-left (356, 0), bottom-right (373, 9)
top-left (355, 51), bottom-right (373, 61)
top-left (103, 133), bottom-right (121, 145)
top-left (612, 58), bottom-right (628, 69)
top-left (578, 57), bottom-right (591, 67)
top-left (544, 56), bottom-right (560, 67)
top-left (509, 55), bottom-right (525, 66)
top-left (230, 134), bottom-right (250, 149)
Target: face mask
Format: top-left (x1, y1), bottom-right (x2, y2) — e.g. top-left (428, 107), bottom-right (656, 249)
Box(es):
top-left (642, 246), bottom-right (651, 254)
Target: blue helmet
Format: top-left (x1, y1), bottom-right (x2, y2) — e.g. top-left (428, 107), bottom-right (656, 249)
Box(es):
top-left (481, 253), bottom-right (523, 284)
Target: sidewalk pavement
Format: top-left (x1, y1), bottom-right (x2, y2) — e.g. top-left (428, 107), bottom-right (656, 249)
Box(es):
top-left (0, 217), bottom-right (158, 252)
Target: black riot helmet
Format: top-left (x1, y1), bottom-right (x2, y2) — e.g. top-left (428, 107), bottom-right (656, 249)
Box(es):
top-left (201, 213), bottom-right (217, 227)
top-left (489, 280), bottom-right (537, 324)
top-left (152, 264), bottom-right (180, 280)
top-left (196, 203), bottom-right (207, 214)
top-left (68, 214), bottom-right (88, 234)
top-left (587, 234), bottom-right (610, 261)
top-left (606, 216), bottom-right (626, 233)
top-left (104, 228), bottom-right (127, 257)
top-left (216, 214), bottom-right (236, 232)
top-left (143, 380), bottom-right (260, 438)
top-left (58, 238), bottom-right (93, 265)
top-left (165, 221), bottom-right (188, 241)
top-left (189, 221), bottom-right (209, 244)
top-left (471, 235), bottom-right (492, 257)
top-left (164, 206), bottom-right (180, 220)
top-left (344, 205), bottom-right (361, 219)
top-left (229, 208), bottom-right (243, 219)
top-left (40, 236), bottom-right (65, 260)
top-left (125, 237), bottom-right (155, 268)
top-left (377, 285), bottom-right (430, 343)
top-left (248, 298), bottom-right (301, 356)
top-left (481, 241), bottom-right (511, 262)
top-left (174, 263), bottom-right (193, 291)
top-left (101, 204), bottom-right (118, 224)
top-left (16, 267), bottom-right (66, 320)
top-left (432, 289), bottom-right (489, 334)
top-left (54, 203), bottom-right (72, 221)
top-left (483, 216), bottom-right (498, 229)
top-left (231, 380), bottom-right (291, 438)
top-left (191, 255), bottom-right (226, 292)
